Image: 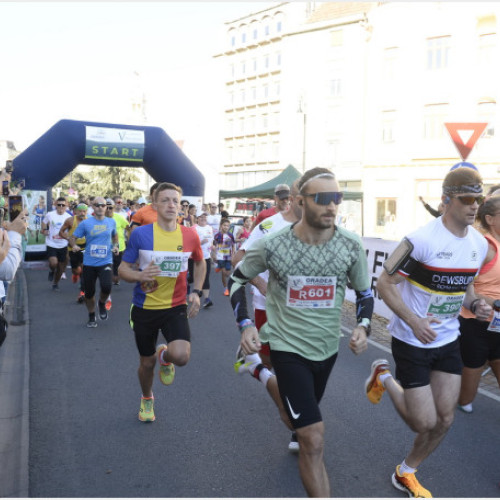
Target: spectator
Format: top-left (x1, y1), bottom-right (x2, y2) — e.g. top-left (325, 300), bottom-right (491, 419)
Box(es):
top-left (251, 184), bottom-right (290, 229)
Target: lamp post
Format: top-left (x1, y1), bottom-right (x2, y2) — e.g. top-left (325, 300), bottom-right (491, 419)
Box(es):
top-left (298, 95), bottom-right (307, 173)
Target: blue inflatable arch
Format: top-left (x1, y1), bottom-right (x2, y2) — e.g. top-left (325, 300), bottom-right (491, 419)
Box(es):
top-left (12, 119), bottom-right (205, 196)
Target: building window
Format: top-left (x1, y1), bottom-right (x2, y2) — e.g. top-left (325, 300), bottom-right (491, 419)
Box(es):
top-left (328, 78), bottom-right (342, 97)
top-left (478, 33), bottom-right (497, 66)
top-left (263, 84), bottom-right (269, 99)
top-left (240, 60), bottom-right (246, 76)
top-left (376, 199), bottom-right (397, 227)
top-left (264, 54), bottom-right (270, 71)
top-left (423, 103), bottom-right (449, 140)
top-left (382, 110), bottom-right (396, 143)
top-left (330, 29), bottom-right (343, 47)
top-left (383, 47), bottom-right (398, 80)
top-left (253, 27), bottom-right (258, 40)
top-left (276, 51), bottom-right (281, 67)
top-left (478, 100), bottom-right (496, 138)
top-left (426, 36), bottom-right (451, 70)
top-left (276, 21), bottom-right (282, 33)
top-left (248, 115), bottom-right (256, 134)
top-left (252, 57), bottom-right (257, 73)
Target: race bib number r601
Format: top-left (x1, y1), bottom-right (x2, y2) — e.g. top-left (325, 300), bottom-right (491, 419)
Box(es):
top-left (287, 276), bottom-right (336, 308)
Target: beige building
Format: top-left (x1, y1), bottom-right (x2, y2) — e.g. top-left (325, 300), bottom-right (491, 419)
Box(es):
top-left (216, 1), bottom-right (500, 240)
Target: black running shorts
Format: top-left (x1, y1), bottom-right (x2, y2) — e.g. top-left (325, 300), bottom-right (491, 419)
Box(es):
top-left (270, 349), bottom-right (337, 429)
top-left (459, 316), bottom-right (500, 368)
top-left (130, 304), bottom-right (191, 357)
top-left (391, 336), bottom-right (462, 389)
top-left (47, 246), bottom-right (68, 263)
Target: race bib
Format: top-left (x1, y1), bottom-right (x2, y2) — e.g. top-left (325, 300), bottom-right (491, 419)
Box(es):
top-left (426, 294), bottom-right (464, 319)
top-left (90, 244), bottom-right (108, 258)
top-left (287, 276), bottom-right (336, 308)
top-left (153, 253), bottom-right (187, 277)
top-left (487, 310), bottom-right (500, 332)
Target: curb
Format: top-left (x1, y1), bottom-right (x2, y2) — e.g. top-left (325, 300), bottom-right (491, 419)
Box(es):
top-left (0, 269), bottom-right (29, 498)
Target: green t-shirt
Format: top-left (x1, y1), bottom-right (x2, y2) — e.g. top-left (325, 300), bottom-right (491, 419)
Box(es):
top-left (112, 213), bottom-right (129, 251)
top-left (235, 225), bottom-right (370, 361)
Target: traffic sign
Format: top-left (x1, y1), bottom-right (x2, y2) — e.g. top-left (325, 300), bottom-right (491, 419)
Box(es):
top-left (445, 122), bottom-right (488, 161)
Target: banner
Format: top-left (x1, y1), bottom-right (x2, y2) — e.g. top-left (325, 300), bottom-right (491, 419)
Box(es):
top-left (345, 237), bottom-right (399, 320)
top-left (85, 126), bottom-right (145, 162)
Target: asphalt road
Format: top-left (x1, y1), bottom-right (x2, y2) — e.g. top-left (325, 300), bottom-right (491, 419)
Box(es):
top-left (15, 264), bottom-right (500, 498)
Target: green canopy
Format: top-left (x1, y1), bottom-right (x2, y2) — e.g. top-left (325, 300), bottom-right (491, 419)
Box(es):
top-left (219, 164), bottom-right (363, 201)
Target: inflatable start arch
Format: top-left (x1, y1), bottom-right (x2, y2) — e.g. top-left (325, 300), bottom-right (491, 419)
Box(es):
top-left (12, 119), bottom-right (205, 196)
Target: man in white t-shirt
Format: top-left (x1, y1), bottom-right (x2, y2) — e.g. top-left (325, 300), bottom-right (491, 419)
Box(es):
top-left (371, 166), bottom-right (493, 498)
top-left (191, 212), bottom-right (214, 308)
top-left (206, 203), bottom-right (221, 234)
top-left (42, 197), bottom-right (70, 291)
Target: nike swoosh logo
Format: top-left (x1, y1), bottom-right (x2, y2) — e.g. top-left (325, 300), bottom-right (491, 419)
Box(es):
top-left (286, 397), bottom-right (301, 420)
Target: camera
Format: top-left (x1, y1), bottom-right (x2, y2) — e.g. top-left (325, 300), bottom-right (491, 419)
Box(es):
top-left (2, 181), bottom-right (9, 196)
top-left (8, 195), bottom-right (23, 221)
top-left (5, 161), bottom-right (13, 174)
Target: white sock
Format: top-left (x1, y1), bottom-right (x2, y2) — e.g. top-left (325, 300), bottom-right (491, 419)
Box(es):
top-left (399, 459), bottom-right (416, 475)
top-left (259, 367), bottom-right (273, 386)
top-left (244, 352), bottom-right (262, 373)
top-left (379, 372), bottom-right (392, 386)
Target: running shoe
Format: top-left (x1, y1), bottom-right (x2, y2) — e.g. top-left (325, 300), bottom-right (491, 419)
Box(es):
top-left (365, 359), bottom-right (390, 404)
top-left (203, 298), bottom-right (213, 308)
top-left (139, 396), bottom-right (155, 422)
top-left (48, 270), bottom-right (54, 281)
top-left (457, 403), bottom-right (473, 413)
top-left (52, 284), bottom-right (59, 292)
top-left (87, 318), bottom-right (97, 328)
top-left (156, 344), bottom-right (175, 386)
top-left (224, 288), bottom-right (229, 296)
top-left (391, 465), bottom-right (432, 498)
top-left (234, 347), bottom-right (261, 375)
top-left (288, 432), bottom-right (299, 453)
top-left (77, 291), bottom-right (85, 303)
top-left (61, 272), bottom-right (67, 280)
top-left (98, 302), bottom-right (108, 321)
top-left (105, 297), bottom-right (112, 311)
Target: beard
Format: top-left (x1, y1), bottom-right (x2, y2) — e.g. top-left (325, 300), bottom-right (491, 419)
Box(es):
top-left (303, 208), bottom-right (336, 229)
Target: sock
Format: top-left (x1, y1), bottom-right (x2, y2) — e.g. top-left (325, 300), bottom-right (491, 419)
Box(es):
top-left (398, 459), bottom-right (416, 475)
top-left (159, 347), bottom-right (168, 365)
top-left (258, 367), bottom-right (273, 386)
top-left (379, 372), bottom-right (391, 386)
top-left (141, 394), bottom-right (153, 400)
top-left (98, 301), bottom-right (105, 309)
top-left (244, 352), bottom-right (262, 374)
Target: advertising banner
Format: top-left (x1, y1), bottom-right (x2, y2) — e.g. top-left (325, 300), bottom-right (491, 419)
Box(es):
top-left (85, 126), bottom-right (145, 162)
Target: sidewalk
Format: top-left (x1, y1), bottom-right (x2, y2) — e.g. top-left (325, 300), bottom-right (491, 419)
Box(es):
top-left (0, 268), bottom-right (29, 498)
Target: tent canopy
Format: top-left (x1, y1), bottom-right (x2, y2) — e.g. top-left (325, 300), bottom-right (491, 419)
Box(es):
top-left (219, 164), bottom-right (363, 201)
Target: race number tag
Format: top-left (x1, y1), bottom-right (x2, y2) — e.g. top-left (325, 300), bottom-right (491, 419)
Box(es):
top-left (487, 310), bottom-right (500, 332)
top-left (287, 276), bottom-right (336, 308)
top-left (152, 253), bottom-right (187, 277)
top-left (90, 244), bottom-right (108, 258)
top-left (426, 294), bottom-right (464, 319)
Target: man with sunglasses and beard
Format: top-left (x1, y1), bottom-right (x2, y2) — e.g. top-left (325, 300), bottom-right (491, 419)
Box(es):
top-left (69, 196), bottom-right (119, 328)
top-left (369, 167), bottom-right (493, 498)
top-left (228, 167), bottom-right (373, 498)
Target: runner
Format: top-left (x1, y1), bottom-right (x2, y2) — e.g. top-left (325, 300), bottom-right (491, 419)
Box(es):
top-left (118, 182), bottom-right (206, 422)
top-left (31, 195), bottom-right (46, 243)
top-left (58, 202), bottom-right (87, 303)
top-left (42, 197), bottom-right (70, 291)
top-left (68, 196), bottom-right (119, 328)
top-left (228, 167), bottom-right (373, 497)
top-left (370, 166), bottom-right (492, 498)
top-left (212, 218), bottom-right (235, 296)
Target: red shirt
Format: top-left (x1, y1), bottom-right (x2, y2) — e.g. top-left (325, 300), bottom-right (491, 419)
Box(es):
top-left (254, 206), bottom-right (278, 226)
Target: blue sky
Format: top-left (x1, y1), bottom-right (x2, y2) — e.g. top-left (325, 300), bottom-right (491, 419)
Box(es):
top-left (0, 2), bottom-right (272, 148)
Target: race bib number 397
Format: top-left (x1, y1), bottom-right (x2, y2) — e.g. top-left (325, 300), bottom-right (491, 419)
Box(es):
top-left (287, 276), bottom-right (336, 308)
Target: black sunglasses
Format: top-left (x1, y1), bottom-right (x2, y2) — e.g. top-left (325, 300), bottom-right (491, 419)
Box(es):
top-left (454, 195), bottom-right (485, 206)
top-left (302, 192), bottom-right (343, 206)
top-left (94, 203), bottom-right (106, 208)
top-left (57, 203), bottom-right (66, 207)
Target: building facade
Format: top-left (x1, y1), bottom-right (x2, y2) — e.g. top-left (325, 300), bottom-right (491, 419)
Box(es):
top-left (216, 1), bottom-right (500, 240)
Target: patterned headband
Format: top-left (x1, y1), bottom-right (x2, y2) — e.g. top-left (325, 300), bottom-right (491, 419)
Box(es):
top-left (442, 184), bottom-right (483, 195)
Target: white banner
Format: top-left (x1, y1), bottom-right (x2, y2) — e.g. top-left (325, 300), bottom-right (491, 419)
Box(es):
top-left (345, 237), bottom-right (399, 320)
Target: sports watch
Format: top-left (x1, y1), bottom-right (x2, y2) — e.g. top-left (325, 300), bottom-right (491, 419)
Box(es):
top-left (192, 289), bottom-right (203, 298)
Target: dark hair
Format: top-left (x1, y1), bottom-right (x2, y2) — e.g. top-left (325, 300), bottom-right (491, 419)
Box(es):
top-left (56, 196), bottom-right (66, 202)
top-left (221, 210), bottom-right (230, 218)
top-left (478, 197), bottom-right (500, 231)
top-left (220, 217), bottom-right (231, 226)
top-left (487, 184), bottom-right (500, 196)
top-left (150, 182), bottom-right (161, 196)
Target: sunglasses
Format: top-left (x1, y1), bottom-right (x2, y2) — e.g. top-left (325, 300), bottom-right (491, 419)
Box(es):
top-left (94, 203), bottom-right (106, 208)
top-left (455, 195), bottom-right (485, 206)
top-left (182, 204), bottom-right (189, 207)
top-left (115, 201), bottom-right (123, 204)
top-left (57, 203), bottom-right (66, 207)
top-left (106, 206), bottom-right (114, 209)
top-left (302, 192), bottom-right (343, 205)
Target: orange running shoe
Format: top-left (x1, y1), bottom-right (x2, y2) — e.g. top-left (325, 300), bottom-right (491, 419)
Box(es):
top-left (365, 359), bottom-right (390, 404)
top-left (392, 465), bottom-right (432, 498)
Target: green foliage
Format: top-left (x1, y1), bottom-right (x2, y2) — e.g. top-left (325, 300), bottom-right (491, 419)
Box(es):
top-left (53, 165), bottom-right (143, 201)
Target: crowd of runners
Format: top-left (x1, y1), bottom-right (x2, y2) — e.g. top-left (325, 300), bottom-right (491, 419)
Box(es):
top-left (32, 164), bottom-right (500, 498)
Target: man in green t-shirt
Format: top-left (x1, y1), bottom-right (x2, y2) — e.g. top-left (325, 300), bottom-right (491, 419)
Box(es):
top-left (229, 167), bottom-right (373, 498)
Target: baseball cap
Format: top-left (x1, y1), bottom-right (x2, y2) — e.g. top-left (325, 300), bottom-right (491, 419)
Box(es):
top-left (105, 198), bottom-right (114, 206)
top-left (274, 183), bottom-right (290, 199)
top-left (137, 197), bottom-right (147, 204)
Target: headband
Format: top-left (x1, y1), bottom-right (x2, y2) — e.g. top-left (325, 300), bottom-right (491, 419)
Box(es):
top-left (75, 203), bottom-right (88, 210)
top-left (300, 173), bottom-right (335, 192)
top-left (442, 184), bottom-right (483, 195)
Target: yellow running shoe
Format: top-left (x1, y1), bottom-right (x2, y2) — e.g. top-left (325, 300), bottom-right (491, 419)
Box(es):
top-left (365, 359), bottom-right (390, 404)
top-left (139, 397), bottom-right (155, 422)
top-left (392, 465), bottom-right (432, 498)
top-left (157, 344), bottom-right (175, 386)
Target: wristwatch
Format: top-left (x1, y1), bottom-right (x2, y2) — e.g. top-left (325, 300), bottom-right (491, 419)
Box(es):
top-left (358, 318), bottom-right (371, 336)
top-left (192, 289), bottom-right (203, 298)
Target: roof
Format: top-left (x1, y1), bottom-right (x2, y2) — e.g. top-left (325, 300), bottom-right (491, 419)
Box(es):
top-left (306, 2), bottom-right (375, 24)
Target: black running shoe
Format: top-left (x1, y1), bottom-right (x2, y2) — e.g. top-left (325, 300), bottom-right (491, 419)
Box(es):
top-left (98, 302), bottom-right (108, 321)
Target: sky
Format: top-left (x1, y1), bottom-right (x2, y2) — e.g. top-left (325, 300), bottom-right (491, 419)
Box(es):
top-left (0, 1), bottom-right (274, 151)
